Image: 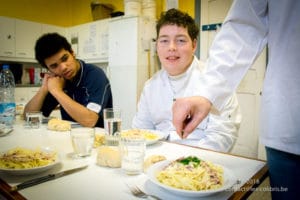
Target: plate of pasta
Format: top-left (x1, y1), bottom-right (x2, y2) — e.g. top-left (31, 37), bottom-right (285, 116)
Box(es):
top-left (121, 129), bottom-right (168, 145)
top-left (0, 147), bottom-right (60, 175)
top-left (147, 156), bottom-right (236, 197)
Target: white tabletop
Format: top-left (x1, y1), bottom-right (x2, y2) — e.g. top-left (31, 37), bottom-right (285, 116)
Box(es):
top-left (0, 119), bottom-right (267, 200)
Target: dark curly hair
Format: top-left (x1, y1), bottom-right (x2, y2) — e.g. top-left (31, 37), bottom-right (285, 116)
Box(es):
top-left (156, 8), bottom-right (199, 41)
top-left (35, 33), bottom-right (72, 68)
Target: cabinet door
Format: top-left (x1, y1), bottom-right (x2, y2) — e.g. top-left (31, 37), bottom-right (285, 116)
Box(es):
top-left (76, 20), bottom-right (109, 62)
top-left (41, 24), bottom-right (66, 36)
top-left (78, 22), bottom-right (99, 60)
top-left (97, 19), bottom-right (109, 60)
top-left (0, 16), bottom-right (15, 57)
top-left (15, 87), bottom-right (39, 104)
top-left (67, 25), bottom-right (81, 59)
top-left (15, 19), bottom-right (41, 59)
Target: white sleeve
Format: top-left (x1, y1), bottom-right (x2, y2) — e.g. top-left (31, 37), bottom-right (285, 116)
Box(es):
top-left (198, 93), bottom-right (242, 152)
top-left (196, 0), bottom-right (268, 111)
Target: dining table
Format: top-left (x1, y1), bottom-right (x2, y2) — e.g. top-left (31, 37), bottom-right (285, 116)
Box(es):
top-left (0, 117), bottom-right (268, 200)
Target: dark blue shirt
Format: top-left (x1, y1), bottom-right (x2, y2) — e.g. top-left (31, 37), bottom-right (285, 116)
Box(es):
top-left (41, 60), bottom-right (113, 127)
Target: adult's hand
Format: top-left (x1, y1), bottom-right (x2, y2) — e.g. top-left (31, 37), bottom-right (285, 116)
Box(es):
top-left (172, 96), bottom-right (212, 138)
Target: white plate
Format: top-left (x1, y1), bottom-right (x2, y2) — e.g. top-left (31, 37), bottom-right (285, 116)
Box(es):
top-left (147, 160), bottom-right (237, 197)
top-left (144, 130), bottom-right (168, 145)
top-left (0, 148), bottom-right (60, 175)
top-left (0, 128), bottom-right (13, 137)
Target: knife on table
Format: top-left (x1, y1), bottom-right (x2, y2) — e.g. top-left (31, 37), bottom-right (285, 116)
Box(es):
top-left (10, 165), bottom-right (88, 191)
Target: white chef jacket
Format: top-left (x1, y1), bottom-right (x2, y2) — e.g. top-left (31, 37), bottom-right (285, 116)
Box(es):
top-left (196, 0), bottom-right (300, 155)
top-left (132, 56), bottom-right (241, 152)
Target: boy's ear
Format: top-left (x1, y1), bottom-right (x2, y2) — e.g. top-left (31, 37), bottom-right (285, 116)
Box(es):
top-left (192, 39), bottom-right (198, 50)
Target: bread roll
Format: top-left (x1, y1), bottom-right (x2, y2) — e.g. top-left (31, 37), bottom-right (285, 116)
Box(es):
top-left (48, 118), bottom-right (71, 131)
top-left (144, 155), bottom-right (166, 171)
top-left (97, 146), bottom-right (121, 168)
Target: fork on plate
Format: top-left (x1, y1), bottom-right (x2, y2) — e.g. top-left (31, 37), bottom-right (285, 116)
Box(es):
top-left (128, 185), bottom-right (162, 200)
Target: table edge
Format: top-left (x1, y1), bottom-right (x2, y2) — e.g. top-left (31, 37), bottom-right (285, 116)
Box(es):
top-left (228, 164), bottom-right (269, 200)
top-left (0, 178), bottom-right (26, 200)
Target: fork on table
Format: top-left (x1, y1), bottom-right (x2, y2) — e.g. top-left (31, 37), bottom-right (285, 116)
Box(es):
top-left (128, 185), bottom-right (162, 200)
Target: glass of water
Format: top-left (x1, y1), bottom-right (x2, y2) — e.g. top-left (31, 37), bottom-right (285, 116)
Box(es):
top-left (103, 108), bottom-right (122, 146)
top-left (119, 135), bottom-right (146, 175)
top-left (71, 127), bottom-right (95, 158)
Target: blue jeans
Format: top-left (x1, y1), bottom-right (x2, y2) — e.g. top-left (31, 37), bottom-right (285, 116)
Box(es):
top-left (266, 147), bottom-right (300, 200)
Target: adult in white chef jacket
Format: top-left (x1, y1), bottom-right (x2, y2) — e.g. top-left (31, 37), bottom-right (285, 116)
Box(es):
top-left (132, 9), bottom-right (241, 152)
top-left (172, 0), bottom-right (300, 199)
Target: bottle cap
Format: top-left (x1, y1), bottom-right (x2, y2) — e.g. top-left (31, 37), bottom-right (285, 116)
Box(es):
top-left (2, 64), bottom-right (9, 70)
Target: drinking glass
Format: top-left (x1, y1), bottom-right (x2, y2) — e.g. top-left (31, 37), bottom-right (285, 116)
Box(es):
top-left (119, 135), bottom-right (146, 175)
top-left (71, 127), bottom-right (95, 158)
top-left (25, 111), bottom-right (43, 128)
top-left (103, 108), bottom-right (122, 146)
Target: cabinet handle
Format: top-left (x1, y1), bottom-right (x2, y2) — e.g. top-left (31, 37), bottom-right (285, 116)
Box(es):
top-left (4, 51), bottom-right (13, 55)
top-left (17, 52), bottom-right (27, 55)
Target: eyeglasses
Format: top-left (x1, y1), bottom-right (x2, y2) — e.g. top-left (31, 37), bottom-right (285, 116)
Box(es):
top-left (156, 37), bottom-right (189, 47)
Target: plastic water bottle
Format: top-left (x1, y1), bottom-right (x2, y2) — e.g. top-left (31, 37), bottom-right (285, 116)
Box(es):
top-left (0, 64), bottom-right (16, 131)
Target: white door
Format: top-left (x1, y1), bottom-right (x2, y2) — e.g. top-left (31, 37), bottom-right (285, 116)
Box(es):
top-left (200, 0), bottom-right (266, 159)
top-left (108, 17), bottom-right (140, 130)
top-left (108, 16), bottom-right (155, 129)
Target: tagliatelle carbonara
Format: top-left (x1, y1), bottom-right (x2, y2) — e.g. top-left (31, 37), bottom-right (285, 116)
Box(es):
top-left (156, 156), bottom-right (223, 191)
top-left (0, 147), bottom-right (57, 169)
top-left (121, 129), bottom-right (159, 140)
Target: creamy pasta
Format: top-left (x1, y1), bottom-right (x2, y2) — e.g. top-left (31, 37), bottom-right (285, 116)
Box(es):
top-left (0, 147), bottom-right (57, 169)
top-left (156, 156), bottom-right (223, 191)
top-left (121, 129), bottom-right (159, 140)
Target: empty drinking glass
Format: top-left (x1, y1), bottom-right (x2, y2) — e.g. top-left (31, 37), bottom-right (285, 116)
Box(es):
top-left (71, 127), bottom-right (95, 158)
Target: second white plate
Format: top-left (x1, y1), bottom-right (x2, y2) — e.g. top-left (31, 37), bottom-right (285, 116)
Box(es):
top-left (147, 160), bottom-right (237, 197)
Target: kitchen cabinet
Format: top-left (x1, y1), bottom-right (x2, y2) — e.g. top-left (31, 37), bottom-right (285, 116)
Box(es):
top-left (108, 16), bottom-right (156, 129)
top-left (67, 24), bottom-right (81, 58)
top-left (1, 16), bottom-right (109, 63)
top-left (67, 19), bottom-right (109, 63)
top-left (0, 17), bottom-right (67, 62)
top-left (15, 19), bottom-right (42, 60)
top-left (98, 19), bottom-right (109, 61)
top-left (15, 86), bottom-right (40, 115)
top-left (0, 17), bottom-right (43, 62)
top-left (15, 87), bottom-right (39, 104)
top-left (0, 16), bottom-right (15, 57)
